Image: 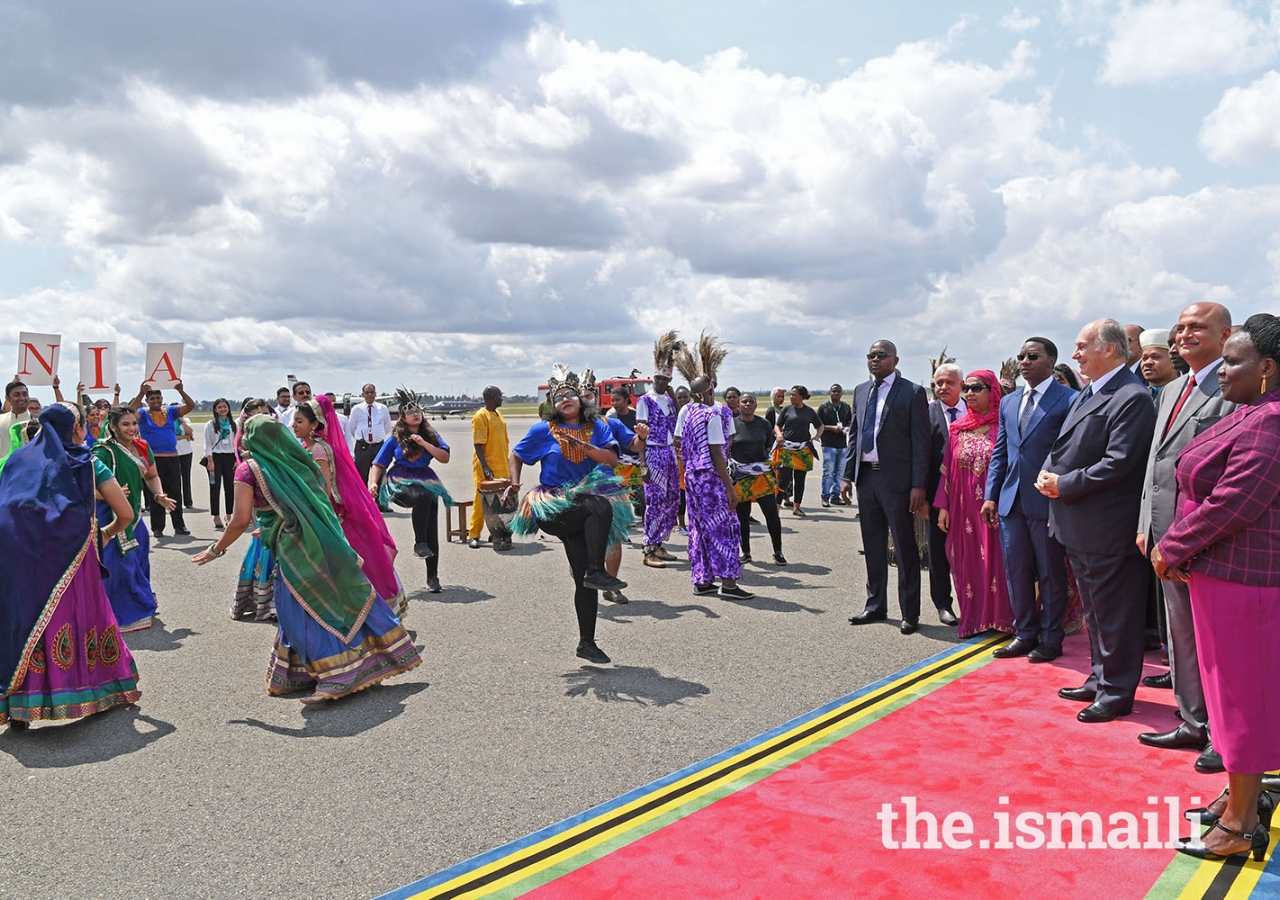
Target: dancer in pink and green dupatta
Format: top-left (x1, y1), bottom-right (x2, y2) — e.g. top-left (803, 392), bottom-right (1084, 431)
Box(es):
top-left (1, 404), bottom-right (141, 730)
top-left (195, 415), bottom-right (420, 704)
top-left (933, 370), bottom-right (1016, 638)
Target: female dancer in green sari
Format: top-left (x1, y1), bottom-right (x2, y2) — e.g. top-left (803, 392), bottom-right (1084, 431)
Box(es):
top-left (195, 415), bottom-right (420, 703)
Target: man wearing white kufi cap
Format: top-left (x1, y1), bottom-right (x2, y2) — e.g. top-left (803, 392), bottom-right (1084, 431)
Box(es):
top-left (1138, 329), bottom-right (1177, 399)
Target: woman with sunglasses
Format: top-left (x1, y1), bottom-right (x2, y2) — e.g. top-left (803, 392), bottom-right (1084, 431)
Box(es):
top-left (508, 366), bottom-right (632, 664)
top-left (933, 370), bottom-right (1015, 638)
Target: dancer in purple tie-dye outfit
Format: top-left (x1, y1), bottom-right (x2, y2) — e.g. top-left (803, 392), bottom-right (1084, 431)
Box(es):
top-left (638, 331), bottom-right (683, 569)
top-left (674, 332), bottom-right (755, 601)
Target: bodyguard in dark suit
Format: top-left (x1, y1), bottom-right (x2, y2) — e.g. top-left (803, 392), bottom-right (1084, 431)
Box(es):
top-left (925, 365), bottom-right (964, 626)
top-left (842, 340), bottom-right (931, 633)
top-left (983, 337), bottom-right (1077, 661)
top-left (1036, 319), bottom-right (1156, 723)
top-left (1136, 302), bottom-right (1234, 763)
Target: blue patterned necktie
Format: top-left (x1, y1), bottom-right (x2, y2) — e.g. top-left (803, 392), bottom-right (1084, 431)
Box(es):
top-left (861, 379), bottom-right (884, 454)
top-left (1018, 387), bottom-right (1036, 435)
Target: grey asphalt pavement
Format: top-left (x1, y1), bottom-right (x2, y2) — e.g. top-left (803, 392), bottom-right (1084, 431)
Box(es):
top-left (0, 418), bottom-right (965, 900)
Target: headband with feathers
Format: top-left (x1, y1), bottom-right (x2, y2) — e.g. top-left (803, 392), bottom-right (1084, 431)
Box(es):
top-left (547, 364), bottom-right (595, 398)
top-left (394, 386), bottom-right (422, 414)
top-left (653, 330), bottom-right (684, 377)
top-left (674, 330), bottom-right (730, 385)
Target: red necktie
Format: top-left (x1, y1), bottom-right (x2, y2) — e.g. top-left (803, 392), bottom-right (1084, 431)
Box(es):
top-left (1162, 375), bottom-right (1196, 440)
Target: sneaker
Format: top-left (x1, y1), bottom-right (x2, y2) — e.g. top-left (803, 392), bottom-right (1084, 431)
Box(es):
top-left (740, 552), bottom-right (752, 564)
top-left (773, 552), bottom-right (788, 565)
top-left (720, 585), bottom-right (755, 600)
top-left (792, 508), bottom-right (806, 517)
top-left (214, 522), bottom-right (225, 531)
top-left (782, 498), bottom-right (793, 509)
top-left (602, 590), bottom-right (629, 604)
top-left (583, 571), bottom-right (627, 592)
top-left (692, 583), bottom-right (718, 596)
top-left (677, 526), bottom-right (688, 535)
top-left (822, 498), bottom-right (831, 508)
top-left (576, 640), bottom-right (611, 664)
top-left (414, 542), bottom-right (435, 559)
top-left (427, 576), bottom-right (442, 593)
top-left (467, 538), bottom-right (481, 549)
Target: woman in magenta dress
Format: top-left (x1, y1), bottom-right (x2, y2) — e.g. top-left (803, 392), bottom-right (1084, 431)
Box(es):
top-left (1153, 314), bottom-right (1280, 861)
top-left (933, 370), bottom-right (1015, 637)
top-left (1, 404), bottom-right (142, 730)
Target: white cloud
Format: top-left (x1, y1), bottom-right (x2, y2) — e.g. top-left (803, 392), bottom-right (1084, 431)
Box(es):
top-left (0, 6), bottom-right (1278, 398)
top-left (1200, 69), bottom-right (1280, 161)
top-left (1101, 0), bottom-right (1279, 84)
top-left (1002, 8), bottom-right (1043, 32)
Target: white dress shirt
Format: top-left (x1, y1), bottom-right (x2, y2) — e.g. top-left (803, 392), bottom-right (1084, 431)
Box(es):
top-left (346, 401), bottom-right (392, 444)
top-left (861, 371), bottom-right (897, 462)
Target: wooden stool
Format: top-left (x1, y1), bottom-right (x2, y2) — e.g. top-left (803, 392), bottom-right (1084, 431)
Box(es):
top-left (447, 500), bottom-right (473, 542)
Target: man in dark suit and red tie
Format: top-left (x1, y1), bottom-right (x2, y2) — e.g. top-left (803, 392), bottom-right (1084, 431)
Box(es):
top-left (1036, 318), bottom-right (1156, 722)
top-left (982, 336), bottom-right (1077, 662)
top-left (1136, 302), bottom-right (1234, 769)
top-left (842, 340), bottom-right (931, 634)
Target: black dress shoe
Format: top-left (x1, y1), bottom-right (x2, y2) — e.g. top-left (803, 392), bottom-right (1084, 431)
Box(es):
top-left (1028, 643), bottom-right (1062, 663)
top-left (900, 620), bottom-right (918, 635)
top-left (1195, 744), bottom-right (1225, 773)
top-left (583, 571), bottom-right (627, 592)
top-left (174, 526), bottom-right (191, 536)
top-left (993, 637), bottom-right (1038, 659)
top-left (938, 608), bottom-right (958, 626)
top-left (1142, 672), bottom-right (1173, 689)
top-left (1138, 723), bottom-right (1208, 750)
top-left (1078, 701), bottom-right (1128, 723)
top-left (1058, 685), bottom-right (1097, 703)
top-left (848, 611), bottom-right (888, 625)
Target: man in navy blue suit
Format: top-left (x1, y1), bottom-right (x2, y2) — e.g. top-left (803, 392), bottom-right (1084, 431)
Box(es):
top-left (982, 337), bottom-right (1077, 662)
top-left (1036, 319), bottom-right (1156, 723)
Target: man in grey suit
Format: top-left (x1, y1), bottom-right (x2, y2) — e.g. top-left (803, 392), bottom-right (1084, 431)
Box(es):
top-left (842, 340), bottom-right (931, 634)
top-left (925, 364), bottom-right (965, 626)
top-left (1036, 319), bottom-right (1156, 722)
top-left (1135, 302), bottom-right (1233, 767)
top-left (982, 337), bottom-right (1077, 661)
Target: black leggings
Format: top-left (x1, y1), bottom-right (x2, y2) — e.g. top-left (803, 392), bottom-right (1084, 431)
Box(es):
top-left (178, 452), bottom-right (195, 507)
top-left (394, 482), bottom-right (440, 579)
top-left (209, 452), bottom-right (236, 517)
top-left (150, 455), bottom-right (187, 533)
top-left (777, 468), bottom-right (807, 505)
top-left (538, 494), bottom-right (613, 642)
top-left (737, 492), bottom-right (783, 555)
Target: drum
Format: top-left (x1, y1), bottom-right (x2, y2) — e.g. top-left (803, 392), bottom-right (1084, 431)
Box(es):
top-left (478, 478), bottom-right (511, 494)
top-left (480, 486), bottom-right (519, 542)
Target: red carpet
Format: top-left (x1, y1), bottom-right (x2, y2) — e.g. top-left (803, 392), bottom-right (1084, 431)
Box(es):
top-left (384, 635), bottom-right (1280, 900)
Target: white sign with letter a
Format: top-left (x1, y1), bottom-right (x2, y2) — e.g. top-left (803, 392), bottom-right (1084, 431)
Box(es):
top-left (17, 332), bottom-right (62, 386)
top-left (80, 342), bottom-right (117, 391)
top-left (144, 342), bottom-right (184, 388)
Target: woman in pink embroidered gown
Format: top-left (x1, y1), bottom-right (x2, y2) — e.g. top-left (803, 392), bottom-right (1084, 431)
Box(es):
top-left (933, 370), bottom-right (1016, 638)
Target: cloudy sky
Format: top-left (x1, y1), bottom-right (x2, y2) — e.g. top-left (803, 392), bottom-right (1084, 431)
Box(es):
top-left (3, 0), bottom-right (1278, 400)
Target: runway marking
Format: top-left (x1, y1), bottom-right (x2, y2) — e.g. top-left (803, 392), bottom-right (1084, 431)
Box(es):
top-left (378, 633), bottom-right (1008, 900)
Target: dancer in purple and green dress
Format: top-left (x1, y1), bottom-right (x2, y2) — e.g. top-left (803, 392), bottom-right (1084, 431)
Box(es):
top-left (1, 404), bottom-right (142, 730)
top-left (194, 414), bottom-right (421, 704)
top-left (682, 377), bottom-right (753, 600)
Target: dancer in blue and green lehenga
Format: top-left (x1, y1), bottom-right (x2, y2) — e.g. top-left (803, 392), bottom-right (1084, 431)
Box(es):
top-left (1, 404), bottom-right (141, 730)
top-left (91, 406), bottom-right (177, 632)
top-left (229, 398), bottom-right (277, 621)
top-left (194, 413), bottom-right (421, 704)
top-left (508, 365), bottom-right (634, 665)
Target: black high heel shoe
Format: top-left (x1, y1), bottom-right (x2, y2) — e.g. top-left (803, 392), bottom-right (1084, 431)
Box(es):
top-left (1186, 789), bottom-right (1274, 830)
top-left (1177, 820), bottom-right (1270, 862)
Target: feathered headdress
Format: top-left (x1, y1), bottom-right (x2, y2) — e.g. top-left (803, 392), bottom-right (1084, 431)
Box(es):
top-left (394, 386), bottom-right (422, 415)
top-left (653, 330), bottom-right (684, 378)
top-left (547, 363), bottom-right (590, 398)
top-left (674, 330), bottom-right (730, 385)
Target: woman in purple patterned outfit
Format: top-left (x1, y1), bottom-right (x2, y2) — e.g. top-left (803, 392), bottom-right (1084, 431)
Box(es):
top-left (638, 332), bottom-right (683, 568)
top-left (682, 377), bottom-right (754, 600)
